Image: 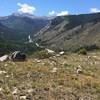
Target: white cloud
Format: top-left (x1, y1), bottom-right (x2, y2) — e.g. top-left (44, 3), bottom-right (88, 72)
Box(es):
top-left (17, 3), bottom-right (36, 14)
top-left (49, 11), bottom-right (56, 16)
top-left (57, 11), bottom-right (69, 16)
top-left (90, 8), bottom-right (100, 13)
top-left (49, 10), bottom-right (69, 16)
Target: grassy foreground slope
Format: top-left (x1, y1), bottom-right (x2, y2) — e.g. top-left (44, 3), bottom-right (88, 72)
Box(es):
top-left (0, 52), bottom-right (100, 100)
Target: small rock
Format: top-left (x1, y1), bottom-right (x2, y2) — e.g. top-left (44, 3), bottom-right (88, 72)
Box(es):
top-left (45, 49), bottom-right (55, 54)
top-left (51, 67), bottom-right (57, 73)
top-left (0, 71), bottom-right (7, 74)
top-left (0, 87), bottom-right (3, 92)
top-left (56, 54), bottom-right (60, 57)
top-left (59, 51), bottom-right (64, 55)
top-left (27, 89), bottom-right (33, 93)
top-left (12, 87), bottom-right (18, 95)
top-left (20, 95), bottom-right (27, 99)
top-left (35, 59), bottom-right (41, 63)
top-left (76, 65), bottom-right (83, 75)
top-left (0, 55), bottom-right (9, 62)
top-left (5, 75), bottom-right (10, 78)
top-left (4, 64), bottom-right (8, 67)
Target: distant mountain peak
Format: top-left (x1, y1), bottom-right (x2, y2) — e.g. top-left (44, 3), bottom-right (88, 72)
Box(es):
top-left (11, 12), bottom-right (55, 20)
top-left (12, 12), bottom-right (36, 18)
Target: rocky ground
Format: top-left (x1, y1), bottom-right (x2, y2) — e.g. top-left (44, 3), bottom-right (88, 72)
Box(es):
top-left (0, 52), bottom-right (100, 100)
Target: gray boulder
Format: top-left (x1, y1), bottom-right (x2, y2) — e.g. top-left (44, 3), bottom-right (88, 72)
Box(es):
top-left (10, 51), bottom-right (26, 61)
top-left (0, 55), bottom-right (9, 62)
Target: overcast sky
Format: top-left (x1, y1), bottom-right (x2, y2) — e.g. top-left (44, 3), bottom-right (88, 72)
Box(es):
top-left (0, 0), bottom-right (100, 16)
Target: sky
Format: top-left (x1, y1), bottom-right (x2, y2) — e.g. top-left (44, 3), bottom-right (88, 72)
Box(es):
top-left (0, 0), bottom-right (100, 16)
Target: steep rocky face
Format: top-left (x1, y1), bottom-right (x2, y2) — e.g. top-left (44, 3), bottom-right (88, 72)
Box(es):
top-left (35, 13), bottom-right (100, 51)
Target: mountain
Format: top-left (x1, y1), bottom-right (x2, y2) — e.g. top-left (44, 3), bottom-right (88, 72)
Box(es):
top-left (0, 13), bottom-right (50, 41)
top-left (0, 13), bottom-right (51, 55)
top-left (0, 22), bottom-right (27, 42)
top-left (0, 22), bottom-right (41, 56)
top-left (0, 12), bottom-right (100, 55)
top-left (35, 13), bottom-right (100, 52)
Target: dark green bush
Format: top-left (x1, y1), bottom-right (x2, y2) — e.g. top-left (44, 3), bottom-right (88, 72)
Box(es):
top-left (78, 48), bottom-right (87, 55)
top-left (84, 44), bottom-right (99, 51)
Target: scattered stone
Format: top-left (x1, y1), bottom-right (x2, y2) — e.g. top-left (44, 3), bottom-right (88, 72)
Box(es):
top-left (26, 95), bottom-right (32, 100)
top-left (0, 87), bottom-right (3, 92)
top-left (0, 70), bottom-right (7, 74)
top-left (5, 75), bottom-right (10, 78)
top-left (45, 49), bottom-right (55, 54)
top-left (20, 95), bottom-right (27, 99)
top-left (4, 64), bottom-right (8, 67)
top-left (51, 67), bottom-right (57, 73)
top-left (27, 88), bottom-right (33, 93)
top-left (77, 68), bottom-right (82, 75)
top-left (59, 51), bottom-right (64, 55)
top-left (12, 87), bottom-right (18, 95)
top-left (75, 65), bottom-right (83, 75)
top-left (10, 51), bottom-right (26, 61)
top-left (0, 55), bottom-right (9, 62)
top-left (87, 56), bottom-right (91, 59)
top-left (27, 72), bottom-right (31, 78)
top-left (93, 56), bottom-right (97, 58)
top-left (34, 59), bottom-right (41, 63)
top-left (56, 54), bottom-right (60, 57)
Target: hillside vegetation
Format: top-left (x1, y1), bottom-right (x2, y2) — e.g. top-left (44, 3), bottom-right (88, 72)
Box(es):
top-left (35, 13), bottom-right (100, 52)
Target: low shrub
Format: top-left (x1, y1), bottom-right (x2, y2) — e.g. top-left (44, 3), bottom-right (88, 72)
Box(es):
top-left (78, 48), bottom-right (87, 55)
top-left (33, 50), bottom-right (53, 59)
